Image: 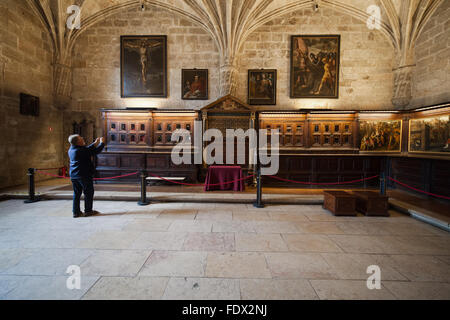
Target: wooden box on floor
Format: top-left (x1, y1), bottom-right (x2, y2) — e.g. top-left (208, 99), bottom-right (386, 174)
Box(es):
top-left (323, 191), bottom-right (357, 216)
top-left (353, 191), bottom-right (389, 216)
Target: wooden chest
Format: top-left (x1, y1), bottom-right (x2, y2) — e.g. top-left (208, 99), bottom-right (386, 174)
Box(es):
top-left (352, 191), bottom-right (389, 216)
top-left (323, 191), bottom-right (357, 216)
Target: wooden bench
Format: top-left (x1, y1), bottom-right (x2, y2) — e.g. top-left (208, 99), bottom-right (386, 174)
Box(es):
top-left (323, 190), bottom-right (357, 216)
top-left (352, 191), bottom-right (389, 216)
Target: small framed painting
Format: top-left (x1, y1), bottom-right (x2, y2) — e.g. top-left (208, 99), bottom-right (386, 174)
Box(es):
top-left (182, 69), bottom-right (208, 100)
top-left (248, 69), bottom-right (277, 105)
top-left (121, 35), bottom-right (167, 98)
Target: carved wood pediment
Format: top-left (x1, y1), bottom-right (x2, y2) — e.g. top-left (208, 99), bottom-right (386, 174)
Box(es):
top-left (201, 95), bottom-right (254, 113)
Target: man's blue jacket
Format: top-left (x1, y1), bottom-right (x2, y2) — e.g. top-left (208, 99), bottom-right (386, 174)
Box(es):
top-left (68, 142), bottom-right (105, 179)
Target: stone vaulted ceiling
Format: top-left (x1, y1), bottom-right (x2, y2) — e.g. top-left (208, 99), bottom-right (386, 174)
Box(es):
top-left (25, 0), bottom-right (445, 109)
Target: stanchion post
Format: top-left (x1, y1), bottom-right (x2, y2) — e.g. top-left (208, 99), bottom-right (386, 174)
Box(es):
top-left (380, 172), bottom-right (386, 195)
top-left (138, 169), bottom-right (150, 206)
top-left (24, 168), bottom-right (40, 204)
top-left (253, 166), bottom-right (264, 208)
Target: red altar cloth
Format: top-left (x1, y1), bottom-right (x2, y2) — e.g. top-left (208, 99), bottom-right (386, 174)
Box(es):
top-left (204, 166), bottom-right (245, 192)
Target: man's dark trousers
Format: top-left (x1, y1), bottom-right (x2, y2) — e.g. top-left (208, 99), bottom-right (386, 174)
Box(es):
top-left (72, 177), bottom-right (94, 214)
top-left (68, 141), bottom-right (104, 215)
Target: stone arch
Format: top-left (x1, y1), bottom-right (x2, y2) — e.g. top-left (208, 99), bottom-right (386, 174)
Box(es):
top-left (238, 0), bottom-right (397, 53)
top-left (68, 1), bottom-right (221, 54)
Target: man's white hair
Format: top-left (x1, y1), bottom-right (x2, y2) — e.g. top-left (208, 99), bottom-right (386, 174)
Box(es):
top-left (68, 134), bottom-right (81, 145)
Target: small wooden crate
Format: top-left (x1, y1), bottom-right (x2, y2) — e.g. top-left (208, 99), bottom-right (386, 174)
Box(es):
top-left (323, 191), bottom-right (357, 216)
top-left (352, 191), bottom-right (389, 216)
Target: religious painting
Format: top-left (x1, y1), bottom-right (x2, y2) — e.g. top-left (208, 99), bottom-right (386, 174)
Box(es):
top-left (409, 115), bottom-right (450, 154)
top-left (248, 69), bottom-right (277, 105)
top-left (182, 69), bottom-right (208, 100)
top-left (121, 35), bottom-right (167, 98)
top-left (359, 120), bottom-right (402, 152)
top-left (290, 35), bottom-right (340, 98)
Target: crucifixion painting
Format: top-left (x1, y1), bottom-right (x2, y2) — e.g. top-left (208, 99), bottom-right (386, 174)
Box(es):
top-left (121, 35), bottom-right (167, 98)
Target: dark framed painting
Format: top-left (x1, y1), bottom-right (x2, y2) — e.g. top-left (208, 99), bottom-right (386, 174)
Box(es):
top-left (120, 35), bottom-right (167, 98)
top-left (409, 115), bottom-right (450, 154)
top-left (182, 69), bottom-right (208, 100)
top-left (290, 35), bottom-right (340, 98)
top-left (359, 120), bottom-right (402, 152)
top-left (248, 69), bottom-right (277, 105)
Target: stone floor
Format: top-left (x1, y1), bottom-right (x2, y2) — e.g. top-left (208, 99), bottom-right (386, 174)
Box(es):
top-left (0, 199), bottom-right (449, 300)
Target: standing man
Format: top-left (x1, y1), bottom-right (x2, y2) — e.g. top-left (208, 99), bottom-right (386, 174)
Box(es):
top-left (68, 135), bottom-right (105, 218)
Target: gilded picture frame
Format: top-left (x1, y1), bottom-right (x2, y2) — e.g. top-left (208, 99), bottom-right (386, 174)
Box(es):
top-left (409, 115), bottom-right (450, 155)
top-left (120, 35), bottom-right (167, 98)
top-left (359, 120), bottom-right (402, 152)
top-left (290, 35), bottom-right (340, 99)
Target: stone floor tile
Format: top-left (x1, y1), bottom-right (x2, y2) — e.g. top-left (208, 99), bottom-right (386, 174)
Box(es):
top-left (320, 253), bottom-right (407, 280)
top-left (168, 220), bottom-right (213, 233)
top-left (265, 252), bottom-right (338, 279)
top-left (82, 276), bottom-right (168, 300)
top-left (2, 275), bottom-right (99, 300)
top-left (163, 277), bottom-right (240, 300)
top-left (183, 232), bottom-right (235, 251)
top-left (295, 222), bottom-right (346, 234)
top-left (310, 280), bottom-right (396, 300)
top-left (283, 234), bottom-right (343, 253)
top-left (158, 209), bottom-right (197, 220)
top-left (130, 232), bottom-right (187, 250)
top-left (212, 221), bottom-right (255, 233)
top-left (195, 210), bottom-right (233, 221)
top-left (235, 233), bottom-right (288, 252)
top-left (139, 251), bottom-right (206, 277)
top-left (268, 212), bottom-right (309, 222)
top-left (206, 252), bottom-right (271, 278)
top-left (240, 279), bottom-right (318, 300)
top-left (2, 248), bottom-right (93, 276)
top-left (77, 230), bottom-right (142, 250)
top-left (80, 249), bottom-right (151, 277)
top-left (252, 221), bottom-right (299, 234)
top-left (383, 281), bottom-right (450, 300)
top-left (232, 211), bottom-right (271, 221)
top-left (388, 255), bottom-right (450, 282)
top-left (123, 219), bottom-right (173, 232)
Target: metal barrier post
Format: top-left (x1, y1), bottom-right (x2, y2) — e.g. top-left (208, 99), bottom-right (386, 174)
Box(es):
top-left (380, 172), bottom-right (386, 195)
top-left (253, 166), bottom-right (264, 208)
top-left (24, 168), bottom-right (40, 203)
top-left (138, 169), bottom-right (150, 206)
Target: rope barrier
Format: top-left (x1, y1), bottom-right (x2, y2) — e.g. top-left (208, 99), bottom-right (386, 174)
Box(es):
top-left (35, 170), bottom-right (139, 181)
top-left (388, 176), bottom-right (450, 200)
top-left (267, 175), bottom-right (380, 185)
top-left (36, 167), bottom-right (64, 171)
top-left (146, 172), bottom-right (254, 187)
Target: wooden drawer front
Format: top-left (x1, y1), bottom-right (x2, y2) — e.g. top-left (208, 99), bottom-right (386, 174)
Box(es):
top-left (97, 155), bottom-right (119, 168)
top-left (147, 156), bottom-right (168, 169)
top-left (119, 155), bottom-right (144, 168)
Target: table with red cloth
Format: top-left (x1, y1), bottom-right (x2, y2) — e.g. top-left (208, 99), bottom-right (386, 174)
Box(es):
top-left (204, 166), bottom-right (245, 192)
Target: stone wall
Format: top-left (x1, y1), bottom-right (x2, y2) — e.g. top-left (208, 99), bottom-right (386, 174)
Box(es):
top-left (236, 7), bottom-right (395, 110)
top-left (71, 6), bottom-right (221, 126)
top-left (0, 0), bottom-right (63, 189)
top-left (411, 0), bottom-right (450, 108)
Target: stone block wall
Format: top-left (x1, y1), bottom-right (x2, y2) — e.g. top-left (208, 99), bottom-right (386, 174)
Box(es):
top-left (411, 0), bottom-right (450, 108)
top-left (71, 6), bottom-right (221, 129)
top-left (0, 0), bottom-right (63, 189)
top-left (236, 7), bottom-right (395, 110)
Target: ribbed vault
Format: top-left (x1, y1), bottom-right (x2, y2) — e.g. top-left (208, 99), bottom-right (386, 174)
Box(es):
top-left (25, 0), bottom-right (445, 108)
